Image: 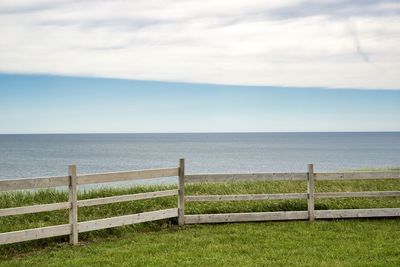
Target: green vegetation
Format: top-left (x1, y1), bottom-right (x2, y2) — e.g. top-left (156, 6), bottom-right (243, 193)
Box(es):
top-left (1, 220), bottom-right (399, 267)
top-left (1, 178), bottom-right (399, 266)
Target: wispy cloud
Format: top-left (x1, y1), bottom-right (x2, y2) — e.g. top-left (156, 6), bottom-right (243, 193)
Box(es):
top-left (345, 19), bottom-right (370, 63)
top-left (0, 0), bottom-right (399, 89)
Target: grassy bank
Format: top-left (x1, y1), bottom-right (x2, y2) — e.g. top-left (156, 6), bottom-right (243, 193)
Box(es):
top-left (1, 178), bottom-right (399, 266)
top-left (1, 220), bottom-right (399, 267)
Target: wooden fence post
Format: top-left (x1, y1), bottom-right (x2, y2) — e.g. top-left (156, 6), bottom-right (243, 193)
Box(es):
top-left (68, 165), bottom-right (78, 245)
top-left (307, 164), bottom-right (315, 221)
top-left (178, 158), bottom-right (185, 226)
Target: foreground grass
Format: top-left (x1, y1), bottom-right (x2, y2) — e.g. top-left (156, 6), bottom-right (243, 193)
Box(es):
top-left (1, 220), bottom-right (399, 267)
top-left (0, 178), bottom-right (399, 265)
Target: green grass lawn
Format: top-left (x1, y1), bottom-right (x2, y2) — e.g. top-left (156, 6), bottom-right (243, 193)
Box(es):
top-left (0, 178), bottom-right (399, 266)
top-left (1, 220), bottom-right (399, 267)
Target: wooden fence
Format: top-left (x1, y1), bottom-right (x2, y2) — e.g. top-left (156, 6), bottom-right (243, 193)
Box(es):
top-left (1, 159), bottom-right (399, 245)
top-left (184, 163), bottom-right (400, 224)
top-left (0, 161), bottom-right (185, 245)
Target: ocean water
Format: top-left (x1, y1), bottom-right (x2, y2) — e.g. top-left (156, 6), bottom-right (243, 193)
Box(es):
top-left (0, 132), bottom-right (399, 184)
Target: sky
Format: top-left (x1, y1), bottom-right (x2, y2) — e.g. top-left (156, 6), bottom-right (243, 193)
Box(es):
top-left (0, 0), bottom-right (399, 89)
top-left (0, 1), bottom-right (399, 133)
top-left (0, 74), bottom-right (399, 133)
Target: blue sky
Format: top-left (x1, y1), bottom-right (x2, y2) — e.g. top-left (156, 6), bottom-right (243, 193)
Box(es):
top-left (1, 74), bottom-right (399, 133)
top-left (0, 1), bottom-right (399, 133)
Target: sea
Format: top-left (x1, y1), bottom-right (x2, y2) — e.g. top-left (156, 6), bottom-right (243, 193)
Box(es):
top-left (0, 132), bottom-right (399, 185)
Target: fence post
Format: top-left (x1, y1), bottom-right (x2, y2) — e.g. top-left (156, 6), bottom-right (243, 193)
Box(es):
top-left (178, 158), bottom-right (185, 226)
top-left (307, 164), bottom-right (315, 221)
top-left (68, 165), bottom-right (78, 245)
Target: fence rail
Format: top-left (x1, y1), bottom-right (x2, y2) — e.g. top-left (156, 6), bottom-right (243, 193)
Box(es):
top-left (77, 189), bottom-right (179, 207)
top-left (185, 211), bottom-right (310, 224)
top-left (77, 208), bottom-right (178, 233)
top-left (78, 167), bottom-right (179, 185)
top-left (0, 176), bottom-right (70, 191)
top-left (0, 202), bottom-right (71, 217)
top-left (0, 163), bottom-right (183, 246)
top-left (315, 172), bottom-right (400, 180)
top-left (185, 193), bottom-right (308, 202)
top-left (185, 172), bottom-right (307, 183)
top-left (1, 160), bottom-right (399, 246)
top-left (184, 208), bottom-right (400, 224)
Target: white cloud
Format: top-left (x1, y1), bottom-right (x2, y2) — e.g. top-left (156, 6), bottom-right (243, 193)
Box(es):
top-left (0, 0), bottom-right (399, 89)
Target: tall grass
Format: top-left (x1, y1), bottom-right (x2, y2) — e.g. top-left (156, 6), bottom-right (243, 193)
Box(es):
top-left (0, 179), bottom-right (399, 259)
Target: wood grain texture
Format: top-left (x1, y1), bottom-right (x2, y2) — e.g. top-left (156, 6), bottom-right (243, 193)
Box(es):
top-left (307, 164), bottom-right (315, 221)
top-left (0, 224), bottom-right (71, 245)
top-left (78, 167), bottom-right (179, 185)
top-left (185, 172), bottom-right (308, 183)
top-left (0, 176), bottom-right (69, 191)
top-left (315, 208), bottom-right (400, 219)
top-left (78, 208), bottom-right (178, 233)
top-left (315, 171), bottom-right (400, 180)
top-left (77, 190), bottom-right (178, 207)
top-left (178, 159), bottom-right (185, 226)
top-left (0, 202), bottom-right (70, 217)
top-left (185, 193), bottom-right (307, 202)
top-left (315, 191), bottom-right (400, 199)
top-left (68, 165), bottom-right (78, 245)
top-left (184, 211), bottom-right (309, 224)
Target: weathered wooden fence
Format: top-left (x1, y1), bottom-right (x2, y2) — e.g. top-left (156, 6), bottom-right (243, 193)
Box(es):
top-left (184, 163), bottom-right (400, 224)
top-left (1, 159), bottom-right (399, 245)
top-left (0, 160), bottom-right (185, 245)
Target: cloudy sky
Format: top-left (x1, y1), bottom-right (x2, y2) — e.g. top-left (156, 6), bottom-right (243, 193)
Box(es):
top-left (1, 1), bottom-right (400, 133)
top-left (1, 0), bottom-right (400, 89)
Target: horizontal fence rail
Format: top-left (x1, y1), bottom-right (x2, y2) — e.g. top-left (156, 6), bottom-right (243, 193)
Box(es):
top-left (185, 193), bottom-right (308, 202)
top-left (185, 171), bottom-right (400, 183)
top-left (0, 224), bottom-right (72, 245)
top-left (0, 176), bottom-right (70, 191)
top-left (0, 162), bottom-right (184, 246)
top-left (185, 172), bottom-right (307, 183)
top-left (1, 160), bottom-right (399, 247)
top-left (77, 189), bottom-right (178, 207)
top-left (315, 191), bottom-right (400, 199)
top-left (78, 167), bottom-right (179, 185)
top-left (185, 211), bottom-right (310, 224)
top-left (315, 171), bottom-right (400, 180)
top-left (314, 208), bottom-right (400, 219)
top-left (184, 208), bottom-right (400, 224)
top-left (78, 208), bottom-right (178, 233)
top-left (0, 202), bottom-right (71, 217)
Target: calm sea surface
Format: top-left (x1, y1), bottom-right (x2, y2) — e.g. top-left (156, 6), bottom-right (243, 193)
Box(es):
top-left (0, 132), bottom-right (399, 184)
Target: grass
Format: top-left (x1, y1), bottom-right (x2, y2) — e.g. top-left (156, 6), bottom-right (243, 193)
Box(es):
top-left (0, 178), bottom-right (399, 266)
top-left (1, 220), bottom-right (399, 267)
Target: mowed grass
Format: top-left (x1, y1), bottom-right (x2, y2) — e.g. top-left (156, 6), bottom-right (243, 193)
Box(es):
top-left (0, 178), bottom-right (399, 266)
top-left (1, 220), bottom-right (400, 267)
